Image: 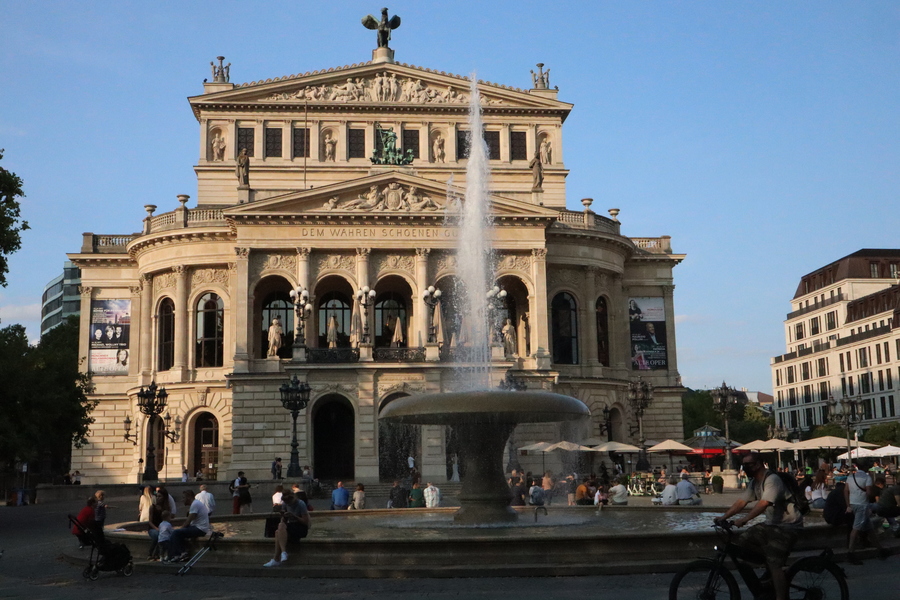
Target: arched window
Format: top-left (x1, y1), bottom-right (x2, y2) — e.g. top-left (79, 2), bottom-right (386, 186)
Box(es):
top-left (195, 293), bottom-right (224, 367)
top-left (551, 292), bottom-right (578, 364)
top-left (261, 292), bottom-right (294, 358)
top-left (596, 296), bottom-right (610, 367)
top-left (374, 292), bottom-right (407, 348)
top-left (157, 298), bottom-right (175, 371)
top-left (317, 291), bottom-right (352, 348)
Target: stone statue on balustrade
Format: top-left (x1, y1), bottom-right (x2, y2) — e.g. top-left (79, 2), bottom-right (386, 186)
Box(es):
top-left (211, 134), bottom-right (226, 161)
top-left (267, 316), bottom-right (283, 357)
top-left (502, 319), bottom-right (517, 358)
top-left (529, 150), bottom-right (543, 191)
top-left (235, 148), bottom-right (250, 187)
top-left (361, 7), bottom-right (401, 49)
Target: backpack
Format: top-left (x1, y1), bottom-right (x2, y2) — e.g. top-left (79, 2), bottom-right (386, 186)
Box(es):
top-left (822, 484), bottom-right (848, 526)
top-left (530, 486), bottom-right (545, 506)
top-left (769, 471), bottom-right (810, 516)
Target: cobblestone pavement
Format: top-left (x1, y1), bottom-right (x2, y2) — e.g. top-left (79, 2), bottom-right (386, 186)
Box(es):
top-left (2, 493), bottom-right (898, 600)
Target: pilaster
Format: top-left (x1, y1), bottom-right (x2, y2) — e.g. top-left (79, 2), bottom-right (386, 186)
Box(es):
top-left (530, 248), bottom-right (551, 367)
top-left (582, 266), bottom-right (599, 368)
top-left (139, 274), bottom-right (153, 381)
top-left (233, 247), bottom-right (251, 372)
top-left (414, 248), bottom-right (430, 347)
top-left (662, 284), bottom-right (679, 385)
top-left (172, 266), bottom-right (189, 379)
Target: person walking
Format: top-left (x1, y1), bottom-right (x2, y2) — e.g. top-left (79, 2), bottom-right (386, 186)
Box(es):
top-left (845, 465), bottom-right (888, 564)
top-left (230, 471), bottom-right (251, 514)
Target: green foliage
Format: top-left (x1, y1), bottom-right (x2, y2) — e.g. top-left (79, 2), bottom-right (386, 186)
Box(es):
top-left (863, 422), bottom-right (900, 446)
top-left (0, 149), bottom-right (29, 287)
top-left (681, 390), bottom-right (772, 443)
top-left (0, 316), bottom-right (95, 471)
top-left (682, 389), bottom-right (721, 438)
top-left (810, 423), bottom-right (846, 438)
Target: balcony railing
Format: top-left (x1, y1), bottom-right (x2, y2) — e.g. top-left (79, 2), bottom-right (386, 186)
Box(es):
top-left (80, 233), bottom-right (139, 254)
top-left (786, 292), bottom-right (844, 320)
top-left (553, 210), bottom-right (620, 235)
top-left (440, 346), bottom-right (490, 362)
top-left (835, 325), bottom-right (892, 347)
top-left (306, 348), bottom-right (360, 363)
top-left (373, 347), bottom-right (426, 362)
top-left (631, 237), bottom-right (673, 254)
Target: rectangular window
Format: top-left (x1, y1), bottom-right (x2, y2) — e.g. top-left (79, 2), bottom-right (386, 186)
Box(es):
top-left (819, 381), bottom-right (829, 400)
top-left (776, 369), bottom-right (782, 386)
top-left (849, 376), bottom-right (855, 395)
top-left (510, 131), bottom-right (527, 160)
top-left (841, 377), bottom-right (847, 396)
top-left (483, 131), bottom-right (500, 160)
top-left (457, 130), bottom-right (470, 160)
top-left (348, 128), bottom-right (366, 158)
top-left (859, 348), bottom-right (868, 368)
top-left (879, 370), bottom-right (885, 391)
top-left (803, 385), bottom-right (812, 403)
top-left (890, 396), bottom-right (896, 417)
top-left (826, 311), bottom-right (837, 330)
top-left (787, 366), bottom-right (795, 384)
top-left (237, 127), bottom-right (255, 157)
top-left (788, 388), bottom-right (797, 405)
top-left (795, 323), bottom-right (804, 340)
top-left (892, 264), bottom-right (899, 278)
top-left (877, 344), bottom-right (883, 364)
top-left (871, 262), bottom-right (880, 278)
top-left (810, 317), bottom-right (820, 335)
top-left (292, 128), bottom-right (309, 158)
top-left (888, 369), bottom-right (893, 389)
top-left (885, 341), bottom-right (890, 363)
top-left (840, 353), bottom-right (845, 373)
top-left (864, 400), bottom-right (873, 420)
top-left (402, 129), bottom-right (420, 159)
top-left (264, 128), bottom-right (282, 158)
top-left (817, 357), bottom-right (827, 377)
top-left (805, 407), bottom-right (814, 428)
top-left (847, 351), bottom-right (852, 371)
top-left (801, 362), bottom-right (810, 380)
top-left (881, 397), bottom-right (887, 418)
top-left (790, 411), bottom-right (798, 429)
top-left (861, 373), bottom-right (871, 394)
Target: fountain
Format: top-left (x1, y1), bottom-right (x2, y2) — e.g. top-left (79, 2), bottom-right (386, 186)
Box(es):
top-left (380, 75), bottom-right (589, 524)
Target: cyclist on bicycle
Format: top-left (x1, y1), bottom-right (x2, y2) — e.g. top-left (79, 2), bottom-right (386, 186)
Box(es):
top-left (715, 452), bottom-right (804, 600)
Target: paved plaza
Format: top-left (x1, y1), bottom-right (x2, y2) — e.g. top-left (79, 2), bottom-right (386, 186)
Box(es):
top-left (1, 491), bottom-right (898, 599)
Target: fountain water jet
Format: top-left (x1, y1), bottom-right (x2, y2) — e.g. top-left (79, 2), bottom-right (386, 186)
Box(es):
top-left (381, 76), bottom-right (589, 524)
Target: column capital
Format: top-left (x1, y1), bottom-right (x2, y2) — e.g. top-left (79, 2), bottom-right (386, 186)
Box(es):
top-left (130, 284), bottom-right (143, 296)
top-left (296, 247), bottom-right (311, 258)
top-left (235, 247), bottom-right (250, 260)
top-left (173, 265), bottom-right (187, 276)
top-left (662, 284), bottom-right (675, 298)
top-left (531, 248), bottom-right (547, 260)
top-left (140, 272), bottom-right (154, 284)
top-left (356, 247), bottom-right (371, 257)
top-left (228, 262), bottom-right (238, 272)
top-left (79, 286), bottom-right (93, 297)
top-left (415, 247), bottom-right (431, 258)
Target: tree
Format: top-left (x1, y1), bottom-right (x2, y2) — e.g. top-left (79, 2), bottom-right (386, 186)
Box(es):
top-left (729, 404), bottom-right (772, 444)
top-left (810, 422), bottom-right (846, 438)
top-left (681, 389), bottom-right (721, 438)
top-left (863, 422), bottom-right (900, 446)
top-left (0, 316), bottom-right (95, 475)
top-left (0, 149), bottom-right (29, 287)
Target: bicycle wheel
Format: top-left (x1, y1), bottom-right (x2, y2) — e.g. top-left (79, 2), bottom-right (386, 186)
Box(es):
top-left (787, 557), bottom-right (848, 600)
top-left (669, 559), bottom-right (739, 600)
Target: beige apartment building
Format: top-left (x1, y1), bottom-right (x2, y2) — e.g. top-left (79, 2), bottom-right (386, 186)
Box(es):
top-left (68, 41), bottom-right (685, 484)
top-left (772, 250), bottom-right (900, 434)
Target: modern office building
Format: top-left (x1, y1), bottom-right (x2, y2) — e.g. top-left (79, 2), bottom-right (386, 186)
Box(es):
top-left (67, 17), bottom-right (686, 484)
top-left (771, 249), bottom-right (900, 433)
top-left (40, 261), bottom-right (82, 336)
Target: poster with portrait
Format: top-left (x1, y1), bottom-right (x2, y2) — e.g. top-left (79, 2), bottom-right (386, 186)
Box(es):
top-left (89, 299), bottom-right (131, 375)
top-left (629, 297), bottom-right (667, 371)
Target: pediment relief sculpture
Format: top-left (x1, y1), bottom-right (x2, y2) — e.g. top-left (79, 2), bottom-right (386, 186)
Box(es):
top-left (319, 183), bottom-right (444, 213)
top-left (261, 73), bottom-right (505, 106)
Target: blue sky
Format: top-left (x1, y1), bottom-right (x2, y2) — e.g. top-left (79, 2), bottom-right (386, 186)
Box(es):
top-left (1, 2), bottom-right (898, 393)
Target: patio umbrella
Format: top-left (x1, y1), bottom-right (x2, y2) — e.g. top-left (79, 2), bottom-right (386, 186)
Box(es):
top-left (592, 441), bottom-right (641, 453)
top-left (872, 445), bottom-right (900, 457)
top-left (580, 436), bottom-right (607, 447)
top-left (546, 441), bottom-right (594, 452)
top-left (518, 441), bottom-right (553, 473)
top-left (733, 439), bottom-right (768, 452)
top-left (837, 447), bottom-right (878, 460)
top-left (791, 435), bottom-right (877, 450)
top-left (647, 439), bottom-right (695, 473)
top-left (349, 296), bottom-right (361, 348)
top-left (391, 315), bottom-right (405, 347)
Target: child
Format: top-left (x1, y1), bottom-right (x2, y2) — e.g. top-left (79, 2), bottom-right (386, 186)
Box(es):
top-left (157, 511), bottom-right (174, 563)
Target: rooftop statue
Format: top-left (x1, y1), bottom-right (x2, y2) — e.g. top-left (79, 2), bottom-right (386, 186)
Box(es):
top-left (371, 124), bottom-right (414, 165)
top-left (362, 7), bottom-right (401, 49)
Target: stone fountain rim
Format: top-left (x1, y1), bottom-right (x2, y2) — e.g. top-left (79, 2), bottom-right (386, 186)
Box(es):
top-left (378, 390), bottom-right (589, 425)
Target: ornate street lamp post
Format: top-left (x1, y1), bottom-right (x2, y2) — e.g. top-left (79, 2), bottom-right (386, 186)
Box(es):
top-left (356, 286), bottom-right (377, 344)
top-left (289, 286), bottom-right (313, 348)
top-left (710, 381), bottom-right (738, 471)
top-left (827, 394), bottom-right (865, 464)
top-left (485, 284), bottom-right (507, 343)
top-left (422, 285), bottom-right (442, 343)
top-left (280, 375), bottom-right (311, 478)
top-left (627, 377), bottom-right (654, 470)
top-left (123, 417), bottom-right (139, 446)
top-left (135, 381), bottom-right (179, 481)
top-left (599, 405), bottom-right (613, 442)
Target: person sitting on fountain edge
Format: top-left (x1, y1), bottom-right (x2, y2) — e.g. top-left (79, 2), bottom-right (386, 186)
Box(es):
top-left (715, 452), bottom-right (803, 600)
top-left (331, 481), bottom-right (350, 510)
top-left (263, 493), bottom-right (310, 567)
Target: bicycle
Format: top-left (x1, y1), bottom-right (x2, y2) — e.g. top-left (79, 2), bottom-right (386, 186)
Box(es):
top-left (669, 520), bottom-right (848, 600)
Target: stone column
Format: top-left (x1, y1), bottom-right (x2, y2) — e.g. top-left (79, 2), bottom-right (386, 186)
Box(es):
top-left (616, 276), bottom-right (629, 371)
top-left (662, 284), bottom-right (679, 384)
top-left (233, 248), bottom-right (251, 373)
top-left (281, 120), bottom-right (291, 160)
top-left (414, 248), bottom-right (430, 347)
top-left (338, 121), bottom-right (348, 162)
top-left (77, 286), bottom-right (93, 371)
top-left (129, 283), bottom-right (143, 378)
top-left (448, 123), bottom-right (458, 163)
top-left (527, 125), bottom-right (537, 162)
top-left (419, 124), bottom-right (430, 163)
top-left (357, 248), bottom-right (372, 361)
top-left (531, 248), bottom-right (551, 369)
top-left (500, 124), bottom-right (511, 163)
top-left (309, 121), bottom-right (320, 163)
top-left (139, 273), bottom-right (153, 382)
top-left (296, 247), bottom-right (311, 292)
top-left (172, 266), bottom-right (189, 378)
top-left (582, 266), bottom-right (599, 367)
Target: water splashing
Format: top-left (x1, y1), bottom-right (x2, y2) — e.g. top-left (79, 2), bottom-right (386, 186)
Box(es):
top-left (454, 74), bottom-right (494, 390)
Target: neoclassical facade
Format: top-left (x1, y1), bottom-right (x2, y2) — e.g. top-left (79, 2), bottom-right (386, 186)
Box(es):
top-left (69, 47), bottom-right (686, 484)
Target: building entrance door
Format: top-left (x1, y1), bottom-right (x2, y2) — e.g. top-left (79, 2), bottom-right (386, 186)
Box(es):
top-left (192, 412), bottom-right (219, 480)
top-left (378, 393), bottom-right (419, 481)
top-left (313, 395), bottom-right (355, 480)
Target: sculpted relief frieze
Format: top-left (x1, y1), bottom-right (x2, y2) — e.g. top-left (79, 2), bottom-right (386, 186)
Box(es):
top-left (318, 183), bottom-right (444, 213)
top-left (312, 253), bottom-right (355, 276)
top-left (155, 272), bottom-right (176, 292)
top-left (377, 380), bottom-right (425, 400)
top-left (547, 267), bottom-right (581, 290)
top-left (262, 73), bottom-right (504, 106)
top-left (249, 253), bottom-right (298, 281)
top-left (495, 254), bottom-right (532, 273)
top-left (372, 253), bottom-right (415, 278)
top-left (191, 267), bottom-right (229, 288)
top-left (431, 252), bottom-right (458, 279)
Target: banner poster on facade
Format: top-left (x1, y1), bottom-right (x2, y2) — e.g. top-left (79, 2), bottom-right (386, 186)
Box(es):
top-left (629, 296), bottom-right (667, 371)
top-left (89, 299), bottom-right (131, 375)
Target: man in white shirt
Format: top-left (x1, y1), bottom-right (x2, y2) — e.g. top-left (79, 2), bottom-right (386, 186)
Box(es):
top-left (424, 482), bottom-right (441, 508)
top-left (168, 490), bottom-right (210, 562)
top-left (609, 477), bottom-right (629, 505)
top-left (844, 465), bottom-right (887, 564)
top-left (195, 484), bottom-right (216, 516)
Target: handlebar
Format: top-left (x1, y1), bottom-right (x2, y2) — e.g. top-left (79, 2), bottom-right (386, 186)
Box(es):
top-left (713, 519), bottom-right (736, 531)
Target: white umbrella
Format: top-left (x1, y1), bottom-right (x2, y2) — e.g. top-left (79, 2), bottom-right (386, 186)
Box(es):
top-left (546, 441), bottom-right (594, 452)
top-left (456, 314), bottom-right (469, 346)
top-left (734, 439), bottom-right (768, 452)
top-left (518, 441), bottom-right (553, 472)
top-left (872, 445), bottom-right (900, 457)
top-left (647, 439), bottom-right (696, 473)
top-left (327, 315), bottom-right (339, 348)
top-left (792, 435), bottom-right (877, 450)
top-left (391, 315), bottom-right (405, 347)
top-left (580, 436), bottom-right (607, 447)
top-left (349, 296), bottom-right (361, 348)
top-left (837, 447), bottom-right (878, 460)
top-left (592, 441), bottom-right (641, 453)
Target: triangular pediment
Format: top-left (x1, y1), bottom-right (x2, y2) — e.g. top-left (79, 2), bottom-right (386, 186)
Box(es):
top-left (224, 171), bottom-right (559, 220)
top-left (190, 61), bottom-right (572, 113)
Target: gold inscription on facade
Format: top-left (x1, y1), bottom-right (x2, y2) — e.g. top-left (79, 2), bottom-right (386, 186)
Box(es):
top-left (297, 227), bottom-right (458, 239)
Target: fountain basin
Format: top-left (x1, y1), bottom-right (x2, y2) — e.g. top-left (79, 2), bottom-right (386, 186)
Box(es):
top-left (380, 391), bottom-right (589, 523)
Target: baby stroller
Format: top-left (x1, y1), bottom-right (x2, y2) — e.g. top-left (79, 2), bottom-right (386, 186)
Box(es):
top-left (69, 515), bottom-right (134, 580)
